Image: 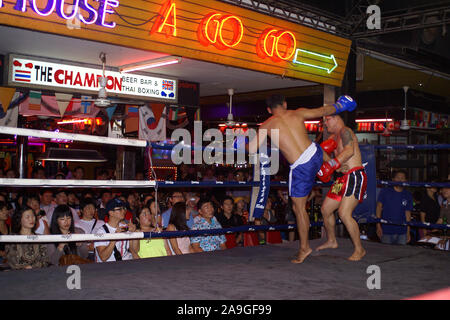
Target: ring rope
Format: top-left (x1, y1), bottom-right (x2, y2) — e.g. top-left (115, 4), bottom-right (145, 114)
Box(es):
top-left (0, 219), bottom-right (448, 243)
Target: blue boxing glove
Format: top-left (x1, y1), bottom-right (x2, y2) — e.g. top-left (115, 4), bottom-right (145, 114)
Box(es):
top-left (333, 95), bottom-right (356, 114)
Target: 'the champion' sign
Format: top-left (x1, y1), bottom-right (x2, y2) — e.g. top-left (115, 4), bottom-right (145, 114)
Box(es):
top-left (8, 55), bottom-right (178, 102)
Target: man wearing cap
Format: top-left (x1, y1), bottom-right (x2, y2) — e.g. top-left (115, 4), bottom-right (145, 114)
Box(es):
top-left (94, 198), bottom-right (136, 262)
top-left (190, 197), bottom-right (227, 252)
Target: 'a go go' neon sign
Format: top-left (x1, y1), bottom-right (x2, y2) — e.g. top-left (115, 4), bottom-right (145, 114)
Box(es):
top-left (3, 0), bottom-right (338, 73)
top-left (152, 0), bottom-right (338, 73)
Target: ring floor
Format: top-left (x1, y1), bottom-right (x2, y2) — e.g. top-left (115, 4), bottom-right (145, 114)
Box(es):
top-left (0, 238), bottom-right (449, 300)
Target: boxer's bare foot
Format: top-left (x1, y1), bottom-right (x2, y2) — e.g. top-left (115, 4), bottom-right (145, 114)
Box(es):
top-left (348, 248), bottom-right (366, 261)
top-left (316, 240), bottom-right (338, 251)
top-left (291, 248), bottom-right (312, 264)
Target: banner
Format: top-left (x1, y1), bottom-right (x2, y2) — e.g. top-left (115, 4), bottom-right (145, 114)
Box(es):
top-left (0, 87), bottom-right (16, 112)
top-left (249, 154), bottom-right (271, 220)
top-left (55, 93), bottom-right (72, 117)
top-left (139, 104), bottom-right (166, 141)
top-left (0, 91), bottom-right (20, 127)
top-left (19, 94), bottom-right (100, 118)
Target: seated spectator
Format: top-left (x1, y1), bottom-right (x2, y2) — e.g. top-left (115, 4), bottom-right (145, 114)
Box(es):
top-left (55, 172), bottom-right (65, 179)
top-left (46, 190), bottom-right (81, 224)
top-left (96, 169), bottom-right (109, 180)
top-left (67, 191), bottom-right (80, 211)
top-left (47, 205), bottom-right (89, 266)
top-left (97, 190), bottom-right (112, 221)
top-left (73, 166), bottom-right (84, 180)
top-left (235, 197), bottom-right (249, 225)
top-left (216, 196), bottom-right (244, 245)
top-left (26, 195), bottom-right (49, 235)
top-left (6, 169), bottom-right (18, 178)
top-left (202, 168), bottom-right (216, 182)
top-left (32, 166), bottom-right (46, 179)
top-left (376, 170), bottom-right (413, 245)
top-left (130, 205), bottom-right (171, 259)
top-left (0, 201), bottom-right (9, 264)
top-left (6, 207), bottom-right (49, 270)
top-left (418, 185), bottom-right (441, 236)
top-left (437, 182), bottom-right (450, 225)
top-left (227, 170), bottom-right (251, 202)
top-left (190, 197), bottom-right (227, 252)
top-left (39, 189), bottom-right (55, 217)
top-left (94, 198), bottom-right (135, 262)
top-left (166, 202), bottom-right (193, 254)
top-left (75, 198), bottom-right (105, 261)
top-left (161, 191), bottom-right (185, 229)
top-left (255, 196), bottom-right (278, 244)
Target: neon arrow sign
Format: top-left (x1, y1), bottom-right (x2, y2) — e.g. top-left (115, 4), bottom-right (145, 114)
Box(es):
top-left (292, 49), bottom-right (338, 74)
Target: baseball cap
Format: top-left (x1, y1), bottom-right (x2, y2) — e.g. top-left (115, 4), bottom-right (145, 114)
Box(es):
top-left (105, 198), bottom-right (126, 214)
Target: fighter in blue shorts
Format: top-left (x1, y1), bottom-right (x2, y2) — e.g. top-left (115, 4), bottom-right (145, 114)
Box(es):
top-left (250, 94), bottom-right (357, 263)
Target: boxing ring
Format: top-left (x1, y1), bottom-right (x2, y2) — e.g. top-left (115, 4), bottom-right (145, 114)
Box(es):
top-left (0, 126), bottom-right (449, 300)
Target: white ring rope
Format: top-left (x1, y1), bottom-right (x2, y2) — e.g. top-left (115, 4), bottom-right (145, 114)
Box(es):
top-left (0, 232), bottom-right (145, 243)
top-left (0, 126), bottom-right (147, 148)
top-left (0, 178), bottom-right (156, 188)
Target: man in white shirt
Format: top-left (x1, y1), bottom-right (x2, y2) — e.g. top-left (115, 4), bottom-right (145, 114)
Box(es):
top-left (94, 198), bottom-right (135, 263)
top-left (46, 190), bottom-right (80, 224)
top-left (76, 198), bottom-right (105, 261)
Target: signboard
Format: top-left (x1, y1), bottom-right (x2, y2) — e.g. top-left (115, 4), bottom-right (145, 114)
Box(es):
top-left (8, 55), bottom-right (178, 102)
top-left (0, 0), bottom-right (351, 87)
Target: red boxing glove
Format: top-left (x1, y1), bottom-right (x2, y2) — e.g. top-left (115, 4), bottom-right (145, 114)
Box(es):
top-left (317, 158), bottom-right (341, 183)
top-left (320, 139), bottom-right (337, 155)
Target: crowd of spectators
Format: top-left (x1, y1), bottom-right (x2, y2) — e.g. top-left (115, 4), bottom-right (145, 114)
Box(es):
top-left (0, 165), bottom-right (448, 270)
top-left (0, 165), bottom-right (299, 270)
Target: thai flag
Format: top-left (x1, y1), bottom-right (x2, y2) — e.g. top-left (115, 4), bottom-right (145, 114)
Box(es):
top-left (162, 80), bottom-right (174, 91)
top-left (14, 70), bottom-right (31, 82)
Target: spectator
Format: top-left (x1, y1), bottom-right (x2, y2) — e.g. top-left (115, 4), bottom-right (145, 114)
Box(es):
top-left (75, 198), bottom-right (105, 261)
top-left (376, 170), bottom-right (413, 245)
top-left (96, 169), bottom-right (109, 180)
top-left (130, 205), bottom-right (171, 259)
top-left (437, 182), bottom-right (450, 225)
top-left (167, 202), bottom-right (194, 254)
top-left (94, 198), bottom-right (135, 262)
top-left (26, 195), bottom-right (49, 235)
top-left (55, 172), bottom-right (65, 179)
top-left (418, 185), bottom-right (441, 236)
top-left (73, 166), bottom-right (84, 180)
top-left (46, 190), bottom-right (80, 224)
top-left (39, 189), bottom-right (55, 217)
top-left (47, 205), bottom-right (89, 266)
top-left (67, 191), bottom-right (80, 210)
top-left (161, 191), bottom-right (185, 229)
top-left (135, 172), bottom-right (144, 180)
top-left (216, 196), bottom-right (244, 245)
top-left (190, 197), bottom-right (227, 252)
top-left (234, 197), bottom-right (249, 225)
top-left (97, 190), bottom-right (112, 220)
top-left (185, 192), bottom-right (199, 228)
top-left (31, 166), bottom-right (46, 179)
top-left (6, 207), bottom-right (49, 270)
top-left (6, 169), bottom-right (17, 178)
top-left (0, 202), bottom-right (9, 264)
top-left (202, 168), bottom-right (216, 182)
top-left (227, 170), bottom-right (250, 202)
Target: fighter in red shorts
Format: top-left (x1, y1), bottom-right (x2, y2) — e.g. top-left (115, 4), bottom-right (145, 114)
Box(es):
top-left (316, 114), bottom-right (367, 261)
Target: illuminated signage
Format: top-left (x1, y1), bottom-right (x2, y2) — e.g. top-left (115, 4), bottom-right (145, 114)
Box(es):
top-left (198, 13), bottom-right (244, 50)
top-left (12, 0), bottom-right (118, 28)
top-left (0, 0), bottom-right (351, 86)
top-left (8, 55), bottom-right (178, 101)
top-left (292, 49), bottom-right (338, 74)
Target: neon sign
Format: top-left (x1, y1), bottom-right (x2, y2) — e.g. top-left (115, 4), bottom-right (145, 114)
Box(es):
top-left (292, 49), bottom-right (338, 74)
top-left (151, 0), bottom-right (177, 37)
top-left (12, 0), bottom-right (118, 28)
top-left (198, 13), bottom-right (244, 50)
top-left (256, 28), bottom-right (297, 62)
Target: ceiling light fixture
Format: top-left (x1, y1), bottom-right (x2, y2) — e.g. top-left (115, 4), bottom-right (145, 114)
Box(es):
top-left (119, 56), bottom-right (182, 73)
